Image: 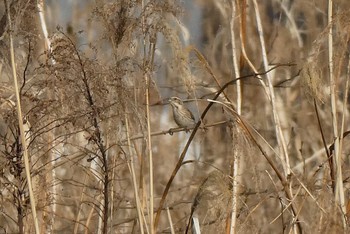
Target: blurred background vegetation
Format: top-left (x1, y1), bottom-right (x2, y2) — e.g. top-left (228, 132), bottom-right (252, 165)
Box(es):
top-left (1, 0), bottom-right (350, 233)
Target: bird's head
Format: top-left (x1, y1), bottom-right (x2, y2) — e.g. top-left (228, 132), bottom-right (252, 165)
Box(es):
top-left (168, 97), bottom-right (183, 108)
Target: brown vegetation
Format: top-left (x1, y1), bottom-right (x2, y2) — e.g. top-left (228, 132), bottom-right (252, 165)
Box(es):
top-left (1, 0), bottom-right (350, 233)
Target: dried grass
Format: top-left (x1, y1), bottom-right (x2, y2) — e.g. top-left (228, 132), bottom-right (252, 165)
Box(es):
top-left (1, 0), bottom-right (350, 233)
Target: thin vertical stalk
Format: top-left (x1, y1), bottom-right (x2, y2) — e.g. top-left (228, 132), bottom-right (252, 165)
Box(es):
top-left (231, 1), bottom-right (242, 114)
top-left (5, 0), bottom-right (40, 233)
top-left (237, 1), bottom-right (269, 98)
top-left (278, 0), bottom-right (303, 48)
top-left (37, 0), bottom-right (52, 53)
top-left (251, 0), bottom-right (290, 176)
top-left (36, 1), bottom-right (56, 233)
top-left (109, 138), bottom-right (115, 233)
top-left (337, 53), bottom-right (350, 229)
top-left (229, 1), bottom-right (241, 233)
top-left (252, 0), bottom-right (297, 232)
top-left (166, 207), bottom-right (175, 234)
top-left (125, 115), bottom-right (145, 234)
top-left (141, 0), bottom-right (154, 232)
top-left (145, 71), bottom-right (154, 233)
top-left (73, 175), bottom-right (88, 234)
top-left (340, 47), bottom-right (350, 172)
top-left (328, 0), bottom-right (346, 222)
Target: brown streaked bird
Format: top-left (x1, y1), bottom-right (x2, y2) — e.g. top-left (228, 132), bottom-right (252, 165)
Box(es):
top-left (168, 97), bottom-right (196, 129)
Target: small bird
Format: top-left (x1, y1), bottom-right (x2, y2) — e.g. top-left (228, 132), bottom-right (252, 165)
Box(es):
top-left (168, 97), bottom-right (196, 130)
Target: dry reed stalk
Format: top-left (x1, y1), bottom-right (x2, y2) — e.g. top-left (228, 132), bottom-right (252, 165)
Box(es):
top-left (341, 48), bottom-right (350, 211)
top-left (73, 174), bottom-right (88, 234)
top-left (5, 0), bottom-right (40, 233)
top-left (141, 2), bottom-right (152, 233)
top-left (85, 202), bottom-right (95, 234)
top-left (248, 5), bottom-right (301, 232)
top-left (36, 1), bottom-right (56, 232)
top-left (237, 1), bottom-right (269, 98)
top-left (252, 0), bottom-right (290, 177)
top-left (247, 6), bottom-right (302, 231)
top-left (229, 1), bottom-right (242, 233)
top-left (145, 70), bottom-right (154, 233)
top-left (132, 139), bottom-right (150, 234)
top-left (166, 207), bottom-right (175, 234)
top-left (125, 114), bottom-right (146, 234)
top-left (327, 0), bottom-right (346, 228)
top-left (141, 0), bottom-right (156, 230)
top-left (109, 137), bottom-right (115, 233)
top-left (277, 0), bottom-right (304, 48)
top-left (230, 1), bottom-right (242, 114)
top-left (97, 193), bottom-right (103, 233)
top-left (37, 0), bottom-right (52, 53)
